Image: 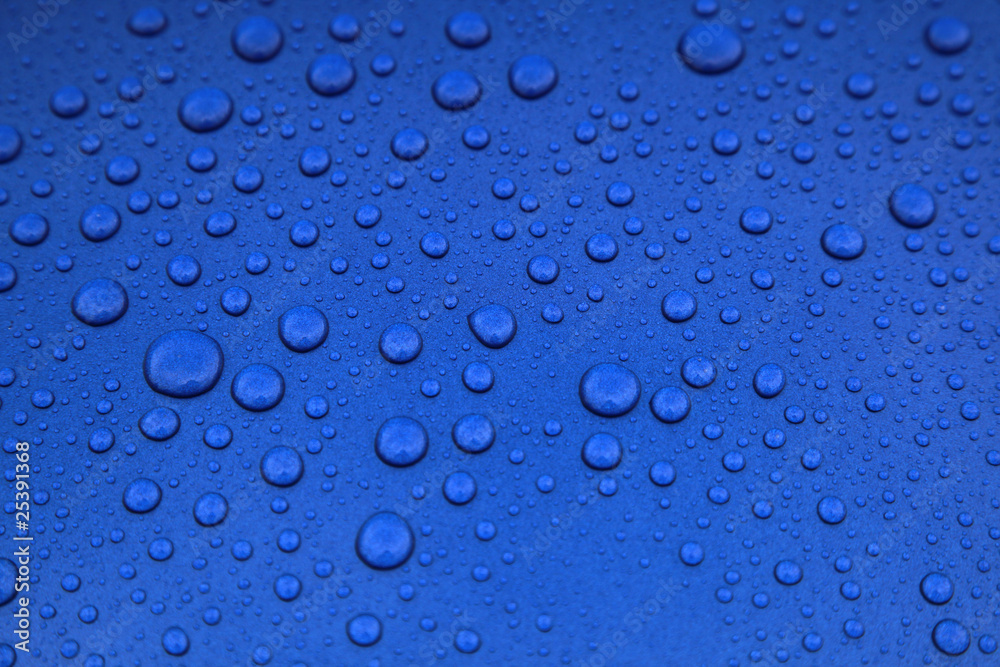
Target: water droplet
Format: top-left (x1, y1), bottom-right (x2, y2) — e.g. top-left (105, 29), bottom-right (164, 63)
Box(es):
top-left (278, 305), bottom-right (329, 352)
top-left (8, 213), bottom-right (49, 246)
top-left (378, 323), bottom-right (423, 363)
top-left (355, 512), bottom-right (415, 570)
top-left (467, 304), bottom-right (517, 349)
top-left (446, 12), bottom-right (491, 48)
top-left (925, 17), bottom-right (971, 54)
top-left (231, 364), bottom-right (285, 411)
top-left (307, 55), bottom-right (356, 96)
top-left (375, 417), bottom-right (428, 467)
top-left (122, 478), bottom-right (162, 514)
top-left (178, 87), bottom-right (233, 132)
top-left (71, 279), bottom-right (128, 326)
top-left (432, 70), bottom-right (482, 111)
top-left (260, 446), bottom-right (304, 487)
top-left (649, 386), bottom-right (691, 423)
top-left (508, 55), bottom-right (558, 99)
top-left (821, 224), bottom-right (866, 260)
top-left (231, 16), bottom-right (283, 62)
top-left (581, 433), bottom-right (623, 470)
top-left (677, 23), bottom-right (744, 74)
top-left (889, 183), bottom-right (936, 228)
top-left (579, 363), bottom-right (641, 417)
top-left (143, 330), bottom-right (224, 398)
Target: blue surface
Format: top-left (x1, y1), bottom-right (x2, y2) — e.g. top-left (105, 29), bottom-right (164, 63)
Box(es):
top-left (1, 1), bottom-right (999, 665)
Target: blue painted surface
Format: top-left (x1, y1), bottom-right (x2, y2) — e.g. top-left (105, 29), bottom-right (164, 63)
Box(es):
top-left (1, 1), bottom-right (998, 665)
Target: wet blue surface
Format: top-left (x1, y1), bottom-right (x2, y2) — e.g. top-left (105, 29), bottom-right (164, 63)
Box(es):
top-left (1, 1), bottom-right (999, 665)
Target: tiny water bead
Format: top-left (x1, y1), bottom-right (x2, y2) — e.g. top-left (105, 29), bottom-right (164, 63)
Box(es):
top-left (462, 361), bottom-right (495, 392)
top-left (773, 560), bottom-right (803, 586)
top-left (298, 146), bottom-right (331, 177)
top-left (0, 262), bottom-right (15, 292)
top-left (49, 85), bottom-right (88, 118)
top-left (679, 542), bottom-right (705, 566)
top-left (204, 211), bottom-right (237, 237)
top-left (649, 461), bottom-right (676, 486)
top-left (127, 6), bottom-right (167, 36)
top-left (920, 572), bottom-right (954, 605)
top-left (527, 254), bottom-right (560, 284)
top-left (844, 72), bottom-right (876, 99)
top-left (443, 471), bottom-right (478, 505)
top-left (354, 204), bottom-right (382, 228)
top-left (167, 254), bottom-right (202, 286)
top-left (817, 496), bottom-right (847, 525)
top-left (88, 428), bottom-right (115, 453)
top-left (273, 573), bottom-right (302, 602)
top-left (649, 387), bottom-right (691, 423)
top-left (220, 286), bottom-right (251, 315)
top-left (355, 512), bottom-right (415, 570)
top-left (585, 233), bottom-right (618, 262)
top-left (203, 424), bottom-right (233, 450)
top-left (420, 231), bottom-right (449, 258)
top-left (161, 627), bottom-right (189, 657)
top-left (579, 363), bottom-right (641, 417)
